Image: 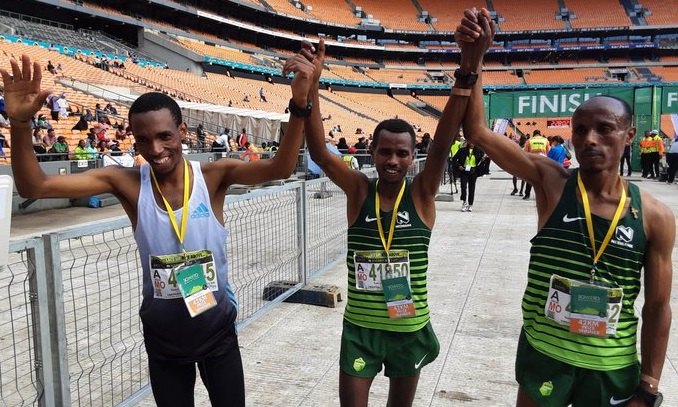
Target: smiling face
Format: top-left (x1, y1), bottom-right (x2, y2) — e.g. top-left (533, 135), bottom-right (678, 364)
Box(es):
top-left (571, 96), bottom-right (635, 175)
top-left (370, 130), bottom-right (414, 185)
top-left (130, 108), bottom-right (186, 175)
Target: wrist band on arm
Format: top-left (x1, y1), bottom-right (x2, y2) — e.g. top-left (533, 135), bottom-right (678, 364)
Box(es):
top-left (452, 87), bottom-right (472, 97)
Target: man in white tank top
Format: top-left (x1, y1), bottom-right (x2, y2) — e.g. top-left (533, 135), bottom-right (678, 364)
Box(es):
top-left (2, 43), bottom-right (321, 406)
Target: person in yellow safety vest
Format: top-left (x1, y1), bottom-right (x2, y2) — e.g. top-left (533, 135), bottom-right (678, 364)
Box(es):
top-left (521, 130), bottom-right (549, 199)
top-left (447, 133), bottom-right (462, 195)
top-left (651, 130), bottom-right (664, 180)
top-left (639, 130), bottom-right (655, 178)
top-left (343, 146), bottom-right (359, 170)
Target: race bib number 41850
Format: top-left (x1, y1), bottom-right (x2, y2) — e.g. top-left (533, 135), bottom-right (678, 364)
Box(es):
top-left (353, 249), bottom-right (410, 291)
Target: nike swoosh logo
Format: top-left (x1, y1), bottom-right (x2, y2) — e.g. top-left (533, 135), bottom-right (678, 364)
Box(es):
top-left (365, 215), bottom-right (378, 223)
top-left (414, 353), bottom-right (428, 369)
top-left (609, 395), bottom-right (633, 405)
top-left (563, 214), bottom-right (586, 223)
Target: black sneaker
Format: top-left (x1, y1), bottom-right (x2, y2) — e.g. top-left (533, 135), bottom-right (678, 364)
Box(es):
top-left (522, 195), bottom-right (530, 200)
top-left (510, 189), bottom-right (518, 196)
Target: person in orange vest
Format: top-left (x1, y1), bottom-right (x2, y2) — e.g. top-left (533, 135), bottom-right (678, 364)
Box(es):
top-left (239, 142), bottom-right (260, 162)
top-left (639, 130), bottom-right (655, 178)
top-left (522, 129), bottom-right (549, 200)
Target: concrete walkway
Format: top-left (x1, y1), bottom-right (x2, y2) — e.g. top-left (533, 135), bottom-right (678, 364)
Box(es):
top-left (10, 168), bottom-right (678, 406)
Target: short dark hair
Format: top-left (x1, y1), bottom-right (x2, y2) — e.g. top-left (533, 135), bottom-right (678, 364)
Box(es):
top-left (372, 119), bottom-right (416, 149)
top-left (128, 92), bottom-right (182, 127)
top-left (579, 95), bottom-right (633, 127)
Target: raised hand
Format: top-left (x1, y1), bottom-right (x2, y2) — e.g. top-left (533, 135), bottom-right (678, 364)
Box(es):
top-left (282, 47), bottom-right (317, 106)
top-left (299, 39), bottom-right (325, 84)
top-left (0, 54), bottom-right (52, 124)
top-left (455, 8), bottom-right (496, 68)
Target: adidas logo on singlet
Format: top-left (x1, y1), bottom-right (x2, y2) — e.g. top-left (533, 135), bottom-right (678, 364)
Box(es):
top-left (191, 203), bottom-right (210, 219)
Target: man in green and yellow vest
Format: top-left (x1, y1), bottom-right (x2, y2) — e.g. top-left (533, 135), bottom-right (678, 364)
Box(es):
top-left (460, 11), bottom-right (673, 407)
top-left (639, 130), bottom-right (655, 178)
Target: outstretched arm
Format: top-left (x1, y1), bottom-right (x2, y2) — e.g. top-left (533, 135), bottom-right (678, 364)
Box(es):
top-left (2, 54), bottom-right (124, 199)
top-left (217, 48), bottom-right (314, 187)
top-left (303, 40), bottom-right (367, 196)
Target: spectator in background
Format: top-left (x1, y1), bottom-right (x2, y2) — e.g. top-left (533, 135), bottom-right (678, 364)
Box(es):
top-left (453, 139), bottom-right (485, 212)
top-left (259, 87), bottom-right (267, 102)
top-left (36, 114), bottom-right (52, 130)
top-left (47, 93), bottom-right (60, 121)
top-left (0, 131), bottom-right (9, 160)
top-left (639, 130), bottom-right (654, 178)
top-left (547, 136), bottom-right (569, 167)
top-left (336, 137), bottom-right (349, 152)
top-left (342, 146), bottom-right (359, 170)
top-left (49, 136), bottom-right (69, 161)
top-left (72, 139), bottom-right (89, 160)
top-left (85, 139), bottom-right (97, 159)
top-left (651, 130), bottom-right (664, 181)
top-left (0, 89), bottom-right (6, 119)
top-left (416, 132), bottom-right (432, 155)
top-left (105, 103), bottom-right (118, 115)
top-left (95, 103), bottom-right (108, 124)
top-left (109, 140), bottom-right (123, 156)
top-left (115, 124), bottom-right (127, 140)
top-left (239, 142), bottom-right (261, 162)
top-left (237, 128), bottom-right (248, 150)
top-left (72, 114), bottom-right (89, 131)
top-left (196, 123), bottom-right (206, 148)
top-left (46, 60), bottom-right (56, 75)
top-left (57, 93), bottom-right (69, 119)
top-left (95, 123), bottom-right (111, 143)
top-left (84, 108), bottom-right (95, 122)
top-left (42, 128), bottom-right (57, 150)
top-left (306, 135), bottom-right (341, 179)
top-left (620, 135), bottom-right (632, 176)
top-left (212, 130), bottom-right (231, 152)
top-left (353, 136), bottom-right (367, 170)
top-left (32, 128), bottom-right (47, 160)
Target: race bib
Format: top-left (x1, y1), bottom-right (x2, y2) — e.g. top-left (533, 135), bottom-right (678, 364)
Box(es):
top-left (149, 250), bottom-right (218, 299)
top-left (354, 249), bottom-right (410, 291)
top-left (544, 275), bottom-right (623, 337)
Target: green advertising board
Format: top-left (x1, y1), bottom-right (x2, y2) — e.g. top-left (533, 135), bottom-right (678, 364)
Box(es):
top-left (661, 86), bottom-right (678, 114)
top-left (488, 87), bottom-right (634, 119)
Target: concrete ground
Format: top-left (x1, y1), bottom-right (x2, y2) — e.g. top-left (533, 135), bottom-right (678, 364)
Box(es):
top-left (10, 167), bottom-right (678, 406)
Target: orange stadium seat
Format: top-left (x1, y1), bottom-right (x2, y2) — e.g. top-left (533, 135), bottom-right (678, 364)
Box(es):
top-left (416, 0), bottom-right (477, 32)
top-left (565, 0), bottom-right (632, 28)
top-left (641, 0), bottom-right (678, 25)
top-left (493, 0), bottom-right (565, 31)
top-left (352, 0), bottom-right (429, 31)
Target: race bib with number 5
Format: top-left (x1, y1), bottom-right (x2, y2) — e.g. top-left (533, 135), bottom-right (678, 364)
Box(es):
top-left (149, 250), bottom-right (218, 299)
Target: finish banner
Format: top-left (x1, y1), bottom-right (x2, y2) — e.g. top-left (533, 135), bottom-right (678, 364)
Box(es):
top-left (488, 87), bottom-right (634, 118)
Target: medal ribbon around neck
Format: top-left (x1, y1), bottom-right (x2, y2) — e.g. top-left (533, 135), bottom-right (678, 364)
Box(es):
top-left (375, 179), bottom-right (406, 260)
top-left (150, 158), bottom-right (190, 252)
top-left (577, 171), bottom-right (626, 283)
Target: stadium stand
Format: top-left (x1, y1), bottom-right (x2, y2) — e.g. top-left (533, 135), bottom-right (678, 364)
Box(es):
top-left (564, 0), bottom-right (632, 28)
top-left (416, 0), bottom-right (477, 32)
top-left (642, 0), bottom-right (678, 26)
top-left (493, 0), bottom-right (565, 31)
top-left (352, 0), bottom-right (429, 31)
top-left (262, 0), bottom-right (310, 19)
top-left (304, 0), bottom-right (360, 26)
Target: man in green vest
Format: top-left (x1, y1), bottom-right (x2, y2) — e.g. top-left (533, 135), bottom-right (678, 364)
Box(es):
top-left (302, 22), bottom-right (492, 406)
top-left (459, 10), bottom-right (673, 407)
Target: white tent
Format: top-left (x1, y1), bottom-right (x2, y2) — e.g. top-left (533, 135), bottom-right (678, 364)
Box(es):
top-left (176, 101), bottom-right (290, 142)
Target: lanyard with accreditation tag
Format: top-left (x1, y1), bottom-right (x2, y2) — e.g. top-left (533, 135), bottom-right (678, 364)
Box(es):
top-left (150, 159), bottom-right (217, 317)
top-left (375, 179), bottom-right (415, 318)
top-left (566, 173), bottom-right (626, 337)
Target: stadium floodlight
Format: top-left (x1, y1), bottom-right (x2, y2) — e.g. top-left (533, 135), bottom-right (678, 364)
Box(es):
top-left (0, 175), bottom-right (12, 268)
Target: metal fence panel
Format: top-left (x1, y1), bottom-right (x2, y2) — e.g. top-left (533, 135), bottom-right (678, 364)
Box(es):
top-left (2, 239), bottom-right (44, 407)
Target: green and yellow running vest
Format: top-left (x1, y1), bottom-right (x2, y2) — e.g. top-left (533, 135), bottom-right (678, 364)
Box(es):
top-left (345, 178), bottom-right (432, 332)
top-left (522, 169), bottom-right (646, 370)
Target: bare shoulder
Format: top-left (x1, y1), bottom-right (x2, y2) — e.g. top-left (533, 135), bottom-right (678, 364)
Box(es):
top-left (639, 189), bottom-right (676, 242)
